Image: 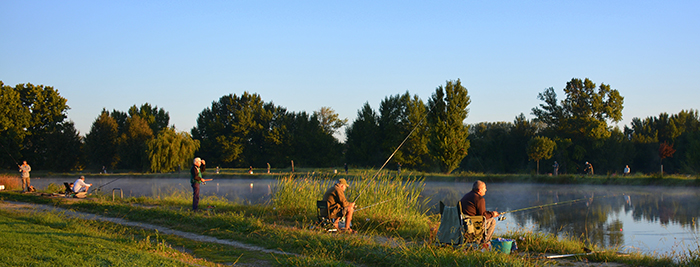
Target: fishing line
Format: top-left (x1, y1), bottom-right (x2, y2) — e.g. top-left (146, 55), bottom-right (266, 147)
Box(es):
top-left (91, 176), bottom-right (123, 193)
top-left (0, 140), bottom-right (20, 166)
top-left (496, 193), bottom-right (621, 221)
top-left (355, 196), bottom-right (400, 212)
top-left (352, 100), bottom-right (436, 203)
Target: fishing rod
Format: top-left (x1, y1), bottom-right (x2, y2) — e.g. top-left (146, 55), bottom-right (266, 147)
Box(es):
top-left (352, 101), bottom-right (436, 203)
top-left (496, 193), bottom-right (621, 221)
top-left (91, 176), bottom-right (123, 192)
top-left (0, 141), bottom-right (20, 167)
top-left (355, 197), bottom-right (400, 212)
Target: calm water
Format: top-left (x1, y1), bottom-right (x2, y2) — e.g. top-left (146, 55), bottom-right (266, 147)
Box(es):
top-left (31, 177), bottom-right (699, 256)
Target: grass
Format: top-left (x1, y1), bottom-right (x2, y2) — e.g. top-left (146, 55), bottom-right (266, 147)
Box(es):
top-left (1, 173), bottom-right (699, 266)
top-left (0, 174), bottom-right (21, 190)
top-left (0, 208), bottom-right (220, 266)
top-left (272, 172), bottom-right (431, 239)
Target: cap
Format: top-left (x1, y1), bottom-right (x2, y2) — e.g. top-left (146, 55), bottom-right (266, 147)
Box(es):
top-left (338, 178), bottom-right (349, 187)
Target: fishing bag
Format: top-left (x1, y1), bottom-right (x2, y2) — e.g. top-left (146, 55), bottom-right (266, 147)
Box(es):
top-left (436, 201), bottom-right (463, 245)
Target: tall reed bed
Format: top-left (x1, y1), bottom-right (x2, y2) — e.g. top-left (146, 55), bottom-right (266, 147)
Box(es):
top-left (0, 174), bottom-right (20, 190)
top-left (272, 172), bottom-right (431, 238)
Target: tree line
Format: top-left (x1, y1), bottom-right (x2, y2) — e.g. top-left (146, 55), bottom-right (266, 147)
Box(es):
top-left (2, 79), bottom-right (699, 175)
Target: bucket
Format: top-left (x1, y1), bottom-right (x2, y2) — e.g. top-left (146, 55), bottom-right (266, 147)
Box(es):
top-left (490, 239), bottom-right (514, 254)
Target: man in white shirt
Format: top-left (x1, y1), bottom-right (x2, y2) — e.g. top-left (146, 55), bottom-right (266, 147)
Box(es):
top-left (72, 176), bottom-right (92, 193)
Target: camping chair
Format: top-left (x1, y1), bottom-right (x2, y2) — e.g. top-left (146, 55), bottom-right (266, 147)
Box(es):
top-left (436, 201), bottom-right (486, 247)
top-left (316, 200), bottom-right (338, 232)
top-left (458, 201), bottom-right (486, 244)
top-left (63, 182), bottom-right (75, 197)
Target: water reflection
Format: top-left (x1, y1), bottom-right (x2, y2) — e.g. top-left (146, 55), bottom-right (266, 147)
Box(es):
top-left (31, 177), bottom-right (698, 255)
top-left (423, 182), bottom-right (700, 255)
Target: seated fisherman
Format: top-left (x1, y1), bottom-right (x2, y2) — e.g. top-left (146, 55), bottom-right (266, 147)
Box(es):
top-left (459, 180), bottom-right (500, 242)
top-left (322, 178), bottom-right (356, 233)
top-left (72, 176), bottom-right (92, 194)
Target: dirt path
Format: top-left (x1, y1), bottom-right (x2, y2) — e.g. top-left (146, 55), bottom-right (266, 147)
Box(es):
top-left (0, 200), bottom-right (297, 264)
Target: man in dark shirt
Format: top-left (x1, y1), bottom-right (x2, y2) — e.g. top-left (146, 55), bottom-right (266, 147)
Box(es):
top-left (322, 178), bottom-right (355, 233)
top-left (459, 180), bottom-right (500, 242)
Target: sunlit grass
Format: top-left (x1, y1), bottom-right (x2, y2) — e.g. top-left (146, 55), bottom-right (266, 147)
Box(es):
top-left (3, 178), bottom-right (697, 267)
top-left (271, 172), bottom-right (431, 239)
top-left (0, 174), bottom-right (20, 190)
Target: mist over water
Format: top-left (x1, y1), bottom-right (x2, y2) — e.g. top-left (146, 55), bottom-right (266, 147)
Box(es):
top-left (32, 177), bottom-right (699, 256)
top-left (424, 182), bottom-right (700, 256)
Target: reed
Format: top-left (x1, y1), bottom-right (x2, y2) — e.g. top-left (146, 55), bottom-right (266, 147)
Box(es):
top-left (0, 174), bottom-right (20, 190)
top-left (271, 171), bottom-right (431, 238)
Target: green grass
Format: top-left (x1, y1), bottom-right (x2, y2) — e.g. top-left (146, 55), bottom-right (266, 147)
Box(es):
top-left (2, 174), bottom-right (699, 267)
top-left (0, 208), bottom-right (218, 266)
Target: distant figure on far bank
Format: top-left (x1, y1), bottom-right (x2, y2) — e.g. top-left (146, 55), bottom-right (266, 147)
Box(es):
top-left (552, 161), bottom-right (559, 176)
top-left (19, 160), bottom-right (31, 193)
top-left (584, 162), bottom-right (594, 175)
top-left (624, 165), bottom-right (630, 176)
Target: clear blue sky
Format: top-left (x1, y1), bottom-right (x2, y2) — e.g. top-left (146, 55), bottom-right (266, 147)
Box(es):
top-left (2, 1), bottom-right (699, 141)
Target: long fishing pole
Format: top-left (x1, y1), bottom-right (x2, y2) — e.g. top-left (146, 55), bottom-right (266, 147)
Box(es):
top-left (0, 141), bottom-right (20, 167)
top-left (352, 102), bottom-right (436, 203)
top-left (92, 176), bottom-right (123, 193)
top-left (496, 194), bottom-right (621, 221)
top-left (355, 196), bottom-right (400, 212)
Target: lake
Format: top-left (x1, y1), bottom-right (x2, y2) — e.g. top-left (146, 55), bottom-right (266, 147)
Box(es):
top-left (31, 176), bottom-right (699, 256)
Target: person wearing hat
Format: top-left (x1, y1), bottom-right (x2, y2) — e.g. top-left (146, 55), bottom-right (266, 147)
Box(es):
top-left (322, 178), bottom-right (356, 233)
top-left (190, 157), bottom-right (212, 212)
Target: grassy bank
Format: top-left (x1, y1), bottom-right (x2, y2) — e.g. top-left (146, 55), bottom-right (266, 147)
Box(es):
top-left (3, 167), bottom-right (699, 188)
top-left (2, 173), bottom-right (698, 266)
top-left (0, 206), bottom-right (222, 266)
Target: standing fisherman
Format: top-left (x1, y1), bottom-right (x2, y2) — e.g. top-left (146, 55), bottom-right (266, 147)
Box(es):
top-left (190, 157), bottom-right (212, 212)
top-left (19, 160), bottom-right (31, 193)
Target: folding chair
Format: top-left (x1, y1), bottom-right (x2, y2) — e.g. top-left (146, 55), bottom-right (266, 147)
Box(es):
top-left (458, 201), bottom-right (486, 244)
top-left (316, 200), bottom-right (338, 232)
top-left (437, 201), bottom-right (486, 247)
top-left (63, 182), bottom-right (75, 197)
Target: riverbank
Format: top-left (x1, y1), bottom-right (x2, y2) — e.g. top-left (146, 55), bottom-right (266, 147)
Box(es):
top-left (3, 168), bottom-right (698, 188)
top-left (1, 189), bottom-right (696, 266)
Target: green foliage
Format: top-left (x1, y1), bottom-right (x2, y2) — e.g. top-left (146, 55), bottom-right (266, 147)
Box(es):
top-left (0, 82), bottom-right (80, 171)
top-left (527, 136), bottom-right (556, 174)
top-left (148, 127), bottom-right (200, 173)
top-left (427, 79), bottom-right (471, 174)
top-left (116, 115), bottom-right (154, 171)
top-left (532, 78), bottom-right (625, 174)
top-left (84, 109), bottom-right (120, 170)
top-left (193, 92), bottom-right (342, 168)
top-left (345, 102), bottom-right (382, 167)
top-left (314, 106), bottom-right (348, 136)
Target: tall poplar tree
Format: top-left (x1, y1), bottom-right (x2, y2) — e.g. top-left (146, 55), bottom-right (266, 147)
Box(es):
top-left (427, 79), bottom-right (471, 174)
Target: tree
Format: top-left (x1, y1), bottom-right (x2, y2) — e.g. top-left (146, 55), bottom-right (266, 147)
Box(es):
top-left (84, 109), bottom-right (120, 170)
top-left (532, 78), bottom-right (624, 173)
top-left (128, 103), bottom-right (170, 136)
top-left (527, 136), bottom-right (556, 174)
top-left (659, 141), bottom-right (676, 175)
top-left (147, 127), bottom-right (200, 173)
top-left (313, 107), bottom-right (348, 137)
top-left (0, 82), bottom-right (79, 171)
top-left (345, 103), bottom-right (381, 167)
top-left (117, 115), bottom-right (154, 171)
top-left (427, 79), bottom-right (471, 174)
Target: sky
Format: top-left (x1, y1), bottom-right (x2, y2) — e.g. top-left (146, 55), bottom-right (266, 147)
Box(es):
top-left (2, 1), bottom-right (699, 141)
